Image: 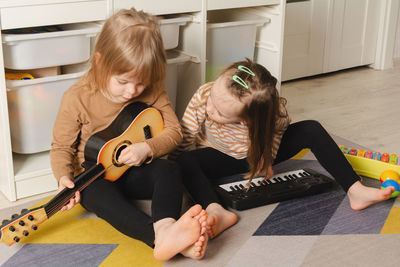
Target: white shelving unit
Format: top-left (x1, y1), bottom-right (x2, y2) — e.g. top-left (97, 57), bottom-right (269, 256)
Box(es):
top-left (0, 0), bottom-right (111, 201)
top-left (0, 0), bottom-right (286, 201)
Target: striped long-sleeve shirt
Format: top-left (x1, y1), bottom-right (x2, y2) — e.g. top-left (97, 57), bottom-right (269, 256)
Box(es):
top-left (175, 82), bottom-right (291, 160)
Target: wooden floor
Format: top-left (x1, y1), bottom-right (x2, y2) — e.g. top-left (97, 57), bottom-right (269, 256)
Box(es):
top-left (1, 60), bottom-right (399, 208)
top-left (281, 59), bottom-right (400, 155)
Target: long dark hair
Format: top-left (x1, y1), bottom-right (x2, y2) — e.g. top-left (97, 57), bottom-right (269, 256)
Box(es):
top-left (221, 58), bottom-right (287, 181)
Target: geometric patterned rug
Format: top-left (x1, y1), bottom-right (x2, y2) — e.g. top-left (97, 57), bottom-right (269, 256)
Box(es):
top-left (1, 140), bottom-right (400, 266)
top-left (1, 199), bottom-right (160, 267)
top-left (220, 159), bottom-right (400, 267)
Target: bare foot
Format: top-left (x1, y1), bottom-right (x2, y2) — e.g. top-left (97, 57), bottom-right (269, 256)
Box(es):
top-left (153, 204), bottom-right (203, 261)
top-left (347, 181), bottom-right (395, 210)
top-left (180, 209), bottom-right (209, 259)
top-left (181, 233), bottom-right (208, 260)
top-left (205, 203), bottom-right (237, 239)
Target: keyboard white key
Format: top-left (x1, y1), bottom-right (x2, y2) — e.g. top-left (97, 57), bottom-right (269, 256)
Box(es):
top-left (218, 169), bottom-right (308, 192)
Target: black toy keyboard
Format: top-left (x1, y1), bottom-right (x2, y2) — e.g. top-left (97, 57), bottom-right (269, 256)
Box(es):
top-left (215, 168), bottom-right (334, 210)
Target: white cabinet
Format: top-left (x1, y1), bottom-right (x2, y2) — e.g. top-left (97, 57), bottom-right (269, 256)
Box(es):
top-left (0, 0), bottom-right (286, 201)
top-left (282, 0), bottom-right (381, 81)
top-left (0, 0), bottom-right (110, 201)
top-left (324, 0), bottom-right (380, 73)
top-left (281, 1), bottom-right (328, 81)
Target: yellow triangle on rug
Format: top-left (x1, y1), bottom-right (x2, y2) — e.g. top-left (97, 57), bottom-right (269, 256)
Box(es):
top-left (18, 197), bottom-right (163, 267)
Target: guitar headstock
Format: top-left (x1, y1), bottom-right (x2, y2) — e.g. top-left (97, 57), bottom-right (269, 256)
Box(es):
top-left (0, 207), bottom-right (48, 246)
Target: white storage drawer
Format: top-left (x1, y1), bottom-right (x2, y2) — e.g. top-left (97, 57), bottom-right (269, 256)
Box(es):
top-left (166, 51), bottom-right (191, 109)
top-left (114, 0), bottom-right (201, 15)
top-left (15, 172), bottom-right (57, 199)
top-left (160, 16), bottom-right (192, 50)
top-left (207, 0), bottom-right (280, 11)
top-left (0, 1), bottom-right (109, 30)
top-left (7, 71), bottom-right (85, 154)
top-left (2, 23), bottom-right (101, 70)
top-left (95, 15), bottom-right (192, 50)
top-left (206, 10), bottom-right (270, 81)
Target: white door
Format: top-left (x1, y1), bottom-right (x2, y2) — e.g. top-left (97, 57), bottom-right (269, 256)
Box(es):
top-left (282, 0), bottom-right (329, 81)
top-left (324, 0), bottom-right (380, 72)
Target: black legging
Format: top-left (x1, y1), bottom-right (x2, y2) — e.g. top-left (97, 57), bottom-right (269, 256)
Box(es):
top-left (80, 158), bottom-right (183, 248)
top-left (176, 120), bottom-right (360, 209)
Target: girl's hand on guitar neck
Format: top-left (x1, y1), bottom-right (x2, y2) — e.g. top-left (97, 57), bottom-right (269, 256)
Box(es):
top-left (118, 142), bottom-right (153, 166)
top-left (58, 176), bottom-right (81, 211)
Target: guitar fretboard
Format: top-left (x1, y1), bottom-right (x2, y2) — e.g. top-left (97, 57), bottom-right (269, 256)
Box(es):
top-left (44, 164), bottom-right (105, 217)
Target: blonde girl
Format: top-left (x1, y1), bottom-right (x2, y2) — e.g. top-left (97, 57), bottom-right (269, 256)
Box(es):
top-left (51, 9), bottom-right (208, 261)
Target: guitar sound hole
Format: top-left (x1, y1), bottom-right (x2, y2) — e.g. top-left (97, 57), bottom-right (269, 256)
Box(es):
top-left (115, 145), bottom-right (128, 163)
top-left (112, 140), bottom-right (132, 167)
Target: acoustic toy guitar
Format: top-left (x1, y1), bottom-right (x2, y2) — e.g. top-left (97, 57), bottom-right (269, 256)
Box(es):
top-left (0, 102), bottom-right (164, 246)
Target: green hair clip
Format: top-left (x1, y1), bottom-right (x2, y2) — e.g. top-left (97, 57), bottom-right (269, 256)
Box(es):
top-left (238, 65), bottom-right (255, 76)
top-left (233, 65), bottom-right (255, 89)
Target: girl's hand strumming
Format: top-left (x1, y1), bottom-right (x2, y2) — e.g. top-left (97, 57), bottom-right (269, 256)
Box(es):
top-left (58, 176), bottom-right (81, 211)
top-left (118, 142), bottom-right (153, 166)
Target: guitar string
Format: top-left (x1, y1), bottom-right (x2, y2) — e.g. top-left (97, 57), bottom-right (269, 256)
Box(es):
top-left (46, 164), bottom-right (114, 216)
top-left (45, 164), bottom-right (113, 217)
top-left (46, 165), bottom-right (110, 217)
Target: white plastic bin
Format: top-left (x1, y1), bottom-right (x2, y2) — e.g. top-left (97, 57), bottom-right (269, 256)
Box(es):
top-left (2, 23), bottom-right (101, 70)
top-left (166, 50), bottom-right (191, 109)
top-left (7, 72), bottom-right (85, 154)
top-left (159, 16), bottom-right (192, 50)
top-left (206, 10), bottom-right (270, 81)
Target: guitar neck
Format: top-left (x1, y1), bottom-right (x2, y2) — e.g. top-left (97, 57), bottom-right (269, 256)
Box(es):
top-left (44, 164), bottom-right (105, 218)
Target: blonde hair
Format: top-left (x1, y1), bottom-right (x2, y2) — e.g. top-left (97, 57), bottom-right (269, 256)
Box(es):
top-left (220, 58), bottom-right (287, 181)
top-left (87, 8), bottom-right (166, 93)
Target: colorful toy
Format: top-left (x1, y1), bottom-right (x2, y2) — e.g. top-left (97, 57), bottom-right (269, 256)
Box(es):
top-left (5, 73), bottom-right (34, 80)
top-left (341, 146), bottom-right (350, 154)
top-left (379, 170), bottom-right (400, 184)
top-left (379, 170), bottom-right (400, 198)
top-left (349, 148), bottom-right (357, 156)
top-left (381, 153), bottom-right (389, 163)
top-left (364, 150), bottom-right (373, 159)
top-left (372, 152), bottom-right (381, 160)
top-left (381, 179), bottom-right (400, 198)
top-left (357, 149), bottom-right (365, 157)
top-left (389, 154), bottom-right (398, 165)
top-left (340, 145), bottom-right (400, 180)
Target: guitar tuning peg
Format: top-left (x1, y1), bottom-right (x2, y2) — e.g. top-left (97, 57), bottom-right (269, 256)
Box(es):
top-left (11, 214), bottom-right (18, 219)
top-left (2, 219), bottom-right (10, 225)
top-left (21, 209), bottom-right (28, 214)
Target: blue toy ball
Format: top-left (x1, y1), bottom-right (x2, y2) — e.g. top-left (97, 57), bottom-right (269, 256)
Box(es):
top-left (381, 179), bottom-right (400, 198)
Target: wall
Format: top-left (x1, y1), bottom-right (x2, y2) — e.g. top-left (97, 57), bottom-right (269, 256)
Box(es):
top-left (395, 10), bottom-right (400, 59)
